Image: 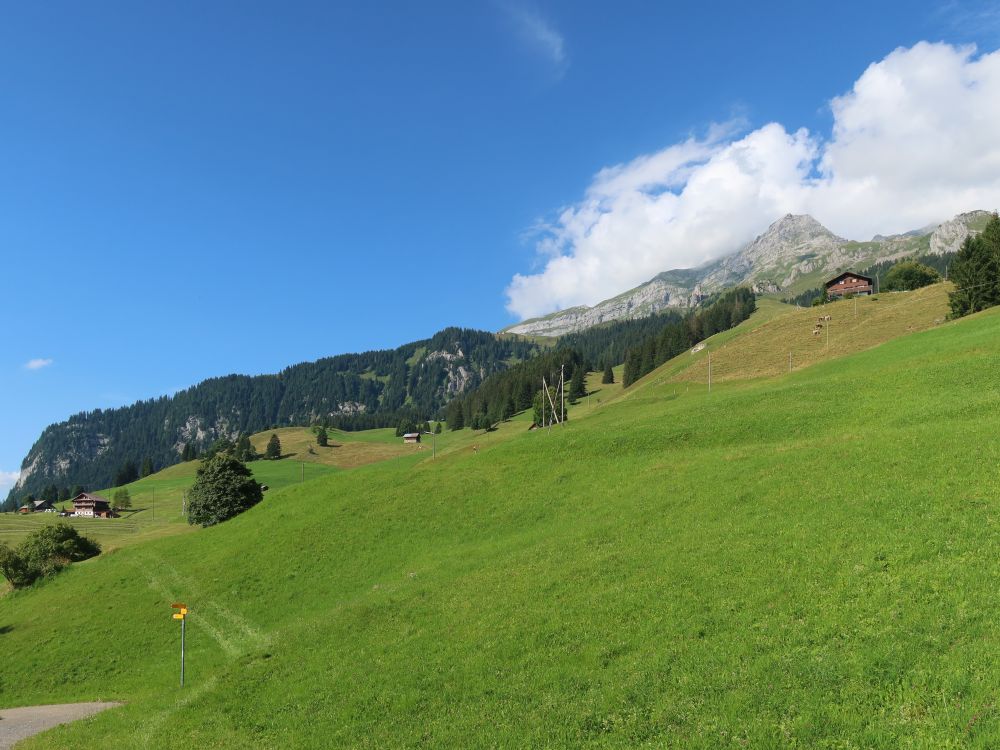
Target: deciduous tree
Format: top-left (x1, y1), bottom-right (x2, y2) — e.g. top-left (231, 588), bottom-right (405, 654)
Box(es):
top-left (186, 454), bottom-right (263, 527)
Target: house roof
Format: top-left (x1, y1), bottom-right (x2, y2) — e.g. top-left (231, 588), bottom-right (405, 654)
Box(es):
top-left (72, 492), bottom-right (110, 505)
top-left (402, 433), bottom-right (420, 438)
top-left (825, 271), bottom-right (873, 287)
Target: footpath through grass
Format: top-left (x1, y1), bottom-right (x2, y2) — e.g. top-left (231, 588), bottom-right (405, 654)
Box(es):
top-left (3, 304), bottom-right (1000, 747)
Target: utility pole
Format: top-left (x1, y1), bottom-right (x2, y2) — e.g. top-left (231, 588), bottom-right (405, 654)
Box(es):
top-left (543, 376), bottom-right (560, 425)
top-left (301, 461), bottom-right (304, 483)
top-left (826, 318), bottom-right (830, 351)
top-left (560, 365), bottom-right (565, 426)
top-left (854, 296), bottom-right (858, 318)
top-left (788, 351), bottom-right (792, 373)
top-left (151, 486), bottom-right (155, 522)
top-left (876, 274), bottom-right (880, 294)
top-left (708, 350), bottom-right (712, 392)
top-left (541, 376), bottom-right (546, 428)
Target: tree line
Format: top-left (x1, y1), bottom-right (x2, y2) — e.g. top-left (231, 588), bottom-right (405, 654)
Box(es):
top-left (8, 327), bottom-right (540, 505)
top-left (622, 287), bottom-right (756, 387)
top-left (948, 213), bottom-right (1000, 318)
top-left (443, 289), bottom-right (756, 430)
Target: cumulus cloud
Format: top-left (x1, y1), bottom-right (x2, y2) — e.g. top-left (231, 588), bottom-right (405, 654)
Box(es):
top-left (506, 42), bottom-right (1000, 320)
top-left (500, 3), bottom-right (567, 75)
top-left (0, 470), bottom-right (19, 494)
top-left (24, 358), bottom-right (53, 371)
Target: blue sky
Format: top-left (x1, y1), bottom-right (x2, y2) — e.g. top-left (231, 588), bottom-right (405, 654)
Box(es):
top-left (2, 0), bottom-right (999, 490)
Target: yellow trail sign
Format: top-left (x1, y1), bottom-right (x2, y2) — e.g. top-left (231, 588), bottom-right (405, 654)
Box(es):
top-left (172, 613), bottom-right (185, 620)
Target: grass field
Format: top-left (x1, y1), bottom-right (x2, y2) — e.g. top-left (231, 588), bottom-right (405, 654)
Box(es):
top-left (4, 299), bottom-right (1000, 746)
top-left (668, 282), bottom-right (951, 385)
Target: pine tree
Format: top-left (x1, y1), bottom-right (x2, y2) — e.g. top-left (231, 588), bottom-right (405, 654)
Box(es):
top-left (316, 426), bottom-right (328, 447)
top-left (601, 362), bottom-right (615, 384)
top-left (265, 433), bottom-right (282, 460)
top-left (446, 400), bottom-right (464, 431)
top-left (568, 366), bottom-right (586, 403)
top-left (141, 457), bottom-right (154, 477)
top-left (434, 422), bottom-right (442, 434)
top-left (949, 214), bottom-right (1000, 318)
top-left (114, 461), bottom-right (139, 487)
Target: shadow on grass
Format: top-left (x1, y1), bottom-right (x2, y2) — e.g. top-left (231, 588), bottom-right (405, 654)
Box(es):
top-left (0, 624), bottom-right (13, 635)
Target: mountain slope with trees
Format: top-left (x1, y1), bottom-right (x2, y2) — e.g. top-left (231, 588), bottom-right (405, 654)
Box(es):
top-left (5, 300), bottom-right (1000, 747)
top-left (7, 328), bottom-right (540, 505)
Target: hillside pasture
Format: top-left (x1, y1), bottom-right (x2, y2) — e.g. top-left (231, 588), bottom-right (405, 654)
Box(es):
top-left (670, 282), bottom-right (950, 385)
top-left (4, 304), bottom-right (1000, 746)
top-left (250, 426), bottom-right (416, 469)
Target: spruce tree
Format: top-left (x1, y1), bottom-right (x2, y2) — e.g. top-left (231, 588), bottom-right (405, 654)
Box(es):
top-left (316, 426), bottom-right (328, 447)
top-left (265, 433), bottom-right (282, 460)
top-left (601, 362), bottom-right (615, 384)
top-left (949, 214), bottom-right (1000, 318)
top-left (568, 366), bottom-right (586, 403)
top-left (141, 457), bottom-right (154, 478)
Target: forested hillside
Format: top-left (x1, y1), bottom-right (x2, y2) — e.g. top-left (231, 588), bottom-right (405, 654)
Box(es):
top-left (443, 289), bottom-right (756, 429)
top-left (9, 293), bottom-right (759, 509)
top-left (6, 328), bottom-right (538, 507)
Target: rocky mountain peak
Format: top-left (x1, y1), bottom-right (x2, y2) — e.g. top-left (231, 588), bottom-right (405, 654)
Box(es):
top-left (740, 214), bottom-right (844, 262)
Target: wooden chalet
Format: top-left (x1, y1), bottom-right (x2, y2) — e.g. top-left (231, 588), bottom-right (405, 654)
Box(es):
top-left (18, 499), bottom-right (55, 514)
top-left (402, 433), bottom-right (421, 444)
top-left (825, 271), bottom-right (874, 298)
top-left (71, 492), bottom-right (115, 518)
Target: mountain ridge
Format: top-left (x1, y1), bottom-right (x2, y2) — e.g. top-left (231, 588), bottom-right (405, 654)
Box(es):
top-left (504, 210), bottom-right (992, 336)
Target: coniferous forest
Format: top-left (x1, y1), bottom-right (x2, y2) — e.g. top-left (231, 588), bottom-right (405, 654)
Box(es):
top-left (8, 293), bottom-right (758, 507)
top-left (6, 328), bottom-right (539, 505)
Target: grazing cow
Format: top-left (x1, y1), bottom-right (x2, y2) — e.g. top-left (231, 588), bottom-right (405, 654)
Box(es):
top-left (812, 328), bottom-right (822, 336)
top-left (823, 315), bottom-right (831, 321)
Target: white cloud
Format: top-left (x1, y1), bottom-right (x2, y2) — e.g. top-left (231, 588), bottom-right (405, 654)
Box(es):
top-left (0, 470), bottom-right (19, 494)
top-left (24, 358), bottom-right (53, 371)
top-left (506, 42), bottom-right (1000, 319)
top-left (501, 3), bottom-right (567, 75)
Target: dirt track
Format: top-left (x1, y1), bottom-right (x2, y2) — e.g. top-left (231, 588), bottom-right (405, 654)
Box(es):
top-left (0, 702), bottom-right (120, 749)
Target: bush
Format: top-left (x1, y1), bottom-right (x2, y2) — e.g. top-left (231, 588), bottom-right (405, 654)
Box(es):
top-left (187, 454), bottom-right (263, 527)
top-left (0, 524), bottom-right (101, 589)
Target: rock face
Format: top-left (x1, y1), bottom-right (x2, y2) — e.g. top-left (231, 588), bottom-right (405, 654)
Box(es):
top-left (505, 211), bottom-right (990, 337)
top-left (929, 211), bottom-right (992, 255)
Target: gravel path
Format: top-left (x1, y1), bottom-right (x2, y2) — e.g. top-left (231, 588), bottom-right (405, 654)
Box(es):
top-left (0, 702), bottom-right (121, 749)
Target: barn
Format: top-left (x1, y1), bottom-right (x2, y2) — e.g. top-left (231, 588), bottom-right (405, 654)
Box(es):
top-left (402, 433), bottom-right (421, 444)
top-left (18, 499), bottom-right (55, 514)
top-left (825, 271), bottom-right (874, 298)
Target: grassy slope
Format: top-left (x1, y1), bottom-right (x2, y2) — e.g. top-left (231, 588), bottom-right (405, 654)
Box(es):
top-left (669, 283), bottom-right (950, 384)
top-left (0, 428), bottom-right (421, 548)
top-left (4, 302), bottom-right (1000, 746)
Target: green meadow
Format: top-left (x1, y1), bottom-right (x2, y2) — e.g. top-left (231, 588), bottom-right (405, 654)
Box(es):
top-left (3, 297), bottom-right (1000, 746)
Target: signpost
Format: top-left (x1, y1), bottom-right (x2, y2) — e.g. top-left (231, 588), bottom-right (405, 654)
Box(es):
top-left (171, 603), bottom-right (188, 687)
